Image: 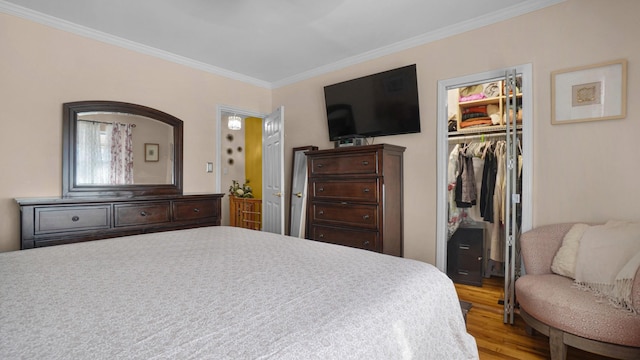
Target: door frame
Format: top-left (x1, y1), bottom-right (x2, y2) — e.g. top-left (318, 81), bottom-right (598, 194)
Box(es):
top-left (435, 64), bottom-right (533, 273)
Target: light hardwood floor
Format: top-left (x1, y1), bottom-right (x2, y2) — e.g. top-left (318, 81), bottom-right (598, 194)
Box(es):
top-left (455, 277), bottom-right (615, 360)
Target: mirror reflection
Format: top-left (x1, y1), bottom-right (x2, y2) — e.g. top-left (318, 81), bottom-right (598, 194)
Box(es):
top-left (63, 100), bottom-right (183, 198)
top-left (76, 112), bottom-right (174, 185)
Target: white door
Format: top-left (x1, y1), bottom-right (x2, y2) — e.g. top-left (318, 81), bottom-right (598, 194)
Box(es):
top-left (262, 106), bottom-right (285, 235)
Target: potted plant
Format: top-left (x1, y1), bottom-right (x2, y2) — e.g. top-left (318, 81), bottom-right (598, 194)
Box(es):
top-left (228, 179), bottom-right (254, 198)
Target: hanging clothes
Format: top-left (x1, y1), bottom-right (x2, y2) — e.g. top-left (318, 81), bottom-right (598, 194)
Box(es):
top-left (447, 144), bottom-right (463, 238)
top-left (480, 143), bottom-right (497, 222)
top-left (490, 141), bottom-right (506, 262)
top-left (455, 151), bottom-right (477, 208)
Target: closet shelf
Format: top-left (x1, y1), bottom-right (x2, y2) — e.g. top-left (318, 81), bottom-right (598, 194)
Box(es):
top-left (449, 125), bottom-right (522, 139)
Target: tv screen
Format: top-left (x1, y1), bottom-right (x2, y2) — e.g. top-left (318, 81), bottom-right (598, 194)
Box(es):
top-left (324, 64), bottom-right (421, 141)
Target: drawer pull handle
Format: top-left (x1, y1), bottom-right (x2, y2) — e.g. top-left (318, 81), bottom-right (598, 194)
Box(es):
top-left (458, 270), bottom-right (469, 276)
top-left (362, 214), bottom-right (370, 220)
top-left (317, 164), bottom-right (324, 168)
top-left (459, 244), bottom-right (470, 250)
top-left (478, 256), bottom-right (483, 261)
top-left (319, 233), bottom-right (324, 239)
top-left (362, 160), bottom-right (369, 165)
top-left (318, 187), bottom-right (324, 192)
top-left (193, 208), bottom-right (200, 213)
top-left (363, 240), bottom-right (370, 246)
top-left (318, 210), bottom-right (324, 215)
top-left (363, 188), bottom-right (370, 193)
top-left (71, 216), bottom-right (80, 222)
top-left (140, 211), bottom-right (148, 217)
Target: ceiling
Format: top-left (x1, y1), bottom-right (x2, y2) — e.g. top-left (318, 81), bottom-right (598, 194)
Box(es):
top-left (1, 0), bottom-right (562, 87)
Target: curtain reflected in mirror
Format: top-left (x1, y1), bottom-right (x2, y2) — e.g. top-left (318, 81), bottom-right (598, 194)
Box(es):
top-left (76, 120), bottom-right (134, 185)
top-left (75, 112), bottom-right (173, 186)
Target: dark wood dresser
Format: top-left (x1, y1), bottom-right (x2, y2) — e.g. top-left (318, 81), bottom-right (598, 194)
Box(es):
top-left (16, 193), bottom-right (224, 249)
top-left (447, 223), bottom-right (485, 286)
top-left (305, 144), bottom-right (405, 256)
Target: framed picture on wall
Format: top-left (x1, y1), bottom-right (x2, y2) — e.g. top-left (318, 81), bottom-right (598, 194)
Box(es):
top-left (145, 143), bottom-right (159, 162)
top-left (551, 59), bottom-right (627, 124)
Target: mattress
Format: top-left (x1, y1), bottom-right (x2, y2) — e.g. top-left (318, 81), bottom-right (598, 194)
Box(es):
top-left (0, 226), bottom-right (478, 359)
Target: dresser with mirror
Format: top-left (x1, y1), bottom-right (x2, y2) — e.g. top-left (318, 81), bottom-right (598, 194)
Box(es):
top-left (17, 101), bottom-right (223, 249)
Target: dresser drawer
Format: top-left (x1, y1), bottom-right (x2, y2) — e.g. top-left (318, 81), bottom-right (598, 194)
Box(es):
top-left (35, 205), bottom-right (111, 234)
top-left (310, 178), bottom-right (379, 202)
top-left (309, 225), bottom-right (379, 251)
top-left (114, 202), bottom-right (171, 227)
top-left (310, 202), bottom-right (378, 229)
top-left (173, 199), bottom-right (219, 221)
top-left (309, 152), bottom-right (378, 175)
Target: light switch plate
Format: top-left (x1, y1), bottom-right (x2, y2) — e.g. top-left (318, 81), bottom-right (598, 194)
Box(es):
top-left (206, 162), bottom-right (213, 173)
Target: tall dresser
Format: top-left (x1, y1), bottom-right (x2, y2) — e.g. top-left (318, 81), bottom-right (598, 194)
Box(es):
top-left (305, 144), bottom-right (405, 256)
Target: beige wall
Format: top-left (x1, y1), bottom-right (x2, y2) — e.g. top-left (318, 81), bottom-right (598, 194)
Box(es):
top-left (2, 0), bottom-right (639, 262)
top-left (0, 13), bottom-right (271, 251)
top-left (274, 0), bottom-right (640, 263)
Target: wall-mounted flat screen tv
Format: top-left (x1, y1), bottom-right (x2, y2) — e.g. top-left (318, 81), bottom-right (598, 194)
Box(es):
top-left (323, 64), bottom-right (421, 141)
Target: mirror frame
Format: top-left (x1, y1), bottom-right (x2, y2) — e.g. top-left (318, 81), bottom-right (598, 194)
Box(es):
top-left (288, 145), bottom-right (317, 238)
top-left (62, 100), bottom-right (183, 198)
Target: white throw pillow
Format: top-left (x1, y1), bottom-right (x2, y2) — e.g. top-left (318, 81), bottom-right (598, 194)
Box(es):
top-left (551, 223), bottom-right (589, 279)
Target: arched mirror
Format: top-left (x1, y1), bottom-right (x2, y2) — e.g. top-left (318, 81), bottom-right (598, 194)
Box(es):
top-left (62, 101), bottom-right (183, 197)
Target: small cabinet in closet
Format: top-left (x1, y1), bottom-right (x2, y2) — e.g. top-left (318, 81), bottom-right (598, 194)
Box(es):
top-left (447, 222), bottom-right (485, 287)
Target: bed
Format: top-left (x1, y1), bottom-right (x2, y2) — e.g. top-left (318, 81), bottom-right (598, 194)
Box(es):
top-left (0, 226), bottom-right (478, 359)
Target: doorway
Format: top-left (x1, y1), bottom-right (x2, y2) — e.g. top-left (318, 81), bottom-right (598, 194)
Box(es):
top-left (436, 64), bottom-right (533, 322)
top-left (216, 105), bottom-right (285, 235)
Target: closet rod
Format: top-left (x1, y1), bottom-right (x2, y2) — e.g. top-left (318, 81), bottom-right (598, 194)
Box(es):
top-left (448, 131), bottom-right (520, 143)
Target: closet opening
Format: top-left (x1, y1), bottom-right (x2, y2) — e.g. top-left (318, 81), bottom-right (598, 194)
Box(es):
top-left (446, 77), bottom-right (522, 282)
top-left (436, 64), bottom-right (533, 323)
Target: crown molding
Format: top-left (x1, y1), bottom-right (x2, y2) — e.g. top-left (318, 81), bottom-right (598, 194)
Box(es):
top-left (0, 0), bottom-right (272, 89)
top-left (2, 0), bottom-right (564, 89)
top-left (271, 0), bottom-right (565, 88)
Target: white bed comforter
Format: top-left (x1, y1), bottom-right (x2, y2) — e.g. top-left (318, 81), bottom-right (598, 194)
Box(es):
top-left (0, 226), bottom-right (477, 359)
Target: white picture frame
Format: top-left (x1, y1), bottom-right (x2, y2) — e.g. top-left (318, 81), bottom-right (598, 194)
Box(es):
top-left (551, 59), bottom-right (627, 124)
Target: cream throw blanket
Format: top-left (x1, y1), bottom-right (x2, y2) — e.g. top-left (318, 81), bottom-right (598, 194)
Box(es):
top-left (574, 221), bottom-right (640, 313)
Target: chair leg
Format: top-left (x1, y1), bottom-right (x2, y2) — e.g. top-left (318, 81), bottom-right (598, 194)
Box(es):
top-left (525, 323), bottom-right (535, 336)
top-left (549, 327), bottom-right (567, 360)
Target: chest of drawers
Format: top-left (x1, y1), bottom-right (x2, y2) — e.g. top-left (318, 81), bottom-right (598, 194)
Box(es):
top-left (17, 194), bottom-right (223, 249)
top-left (305, 144), bottom-right (405, 256)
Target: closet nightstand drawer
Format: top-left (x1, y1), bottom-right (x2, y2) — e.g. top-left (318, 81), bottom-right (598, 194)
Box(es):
top-left (454, 239), bottom-right (482, 254)
top-left (310, 179), bottom-right (379, 202)
top-left (450, 266), bottom-right (483, 286)
top-left (172, 199), bottom-right (219, 221)
top-left (310, 202), bottom-right (378, 229)
top-left (35, 205), bottom-right (111, 234)
top-left (447, 224), bottom-right (485, 286)
top-left (309, 224), bottom-right (379, 252)
top-left (309, 153), bottom-right (378, 175)
top-left (114, 202), bottom-right (171, 227)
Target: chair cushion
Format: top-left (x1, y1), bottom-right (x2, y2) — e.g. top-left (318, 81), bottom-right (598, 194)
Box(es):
top-left (550, 223), bottom-right (589, 278)
top-left (516, 274), bottom-right (640, 347)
